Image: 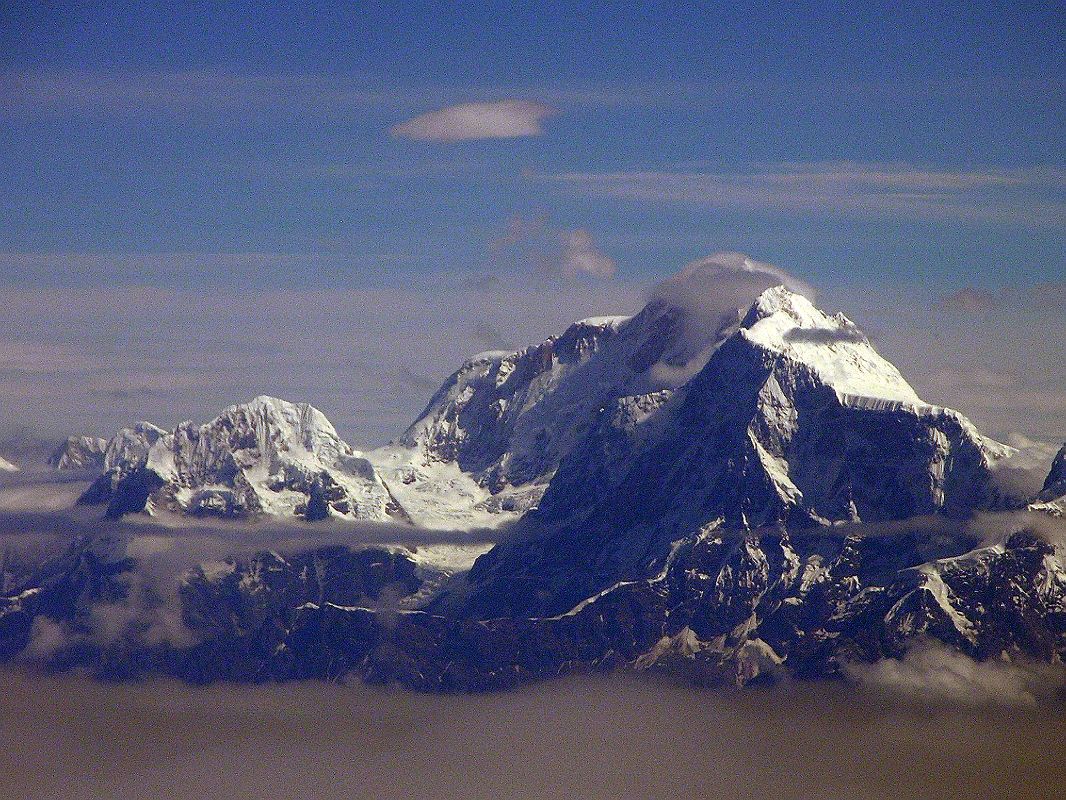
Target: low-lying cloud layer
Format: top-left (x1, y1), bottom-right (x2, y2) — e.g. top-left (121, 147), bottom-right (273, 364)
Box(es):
top-left (1, 668), bottom-right (1064, 800)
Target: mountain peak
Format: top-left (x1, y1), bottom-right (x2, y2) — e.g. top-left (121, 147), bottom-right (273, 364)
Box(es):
top-left (649, 252), bottom-right (815, 321)
top-left (743, 284), bottom-right (819, 322)
top-left (737, 285), bottom-right (922, 406)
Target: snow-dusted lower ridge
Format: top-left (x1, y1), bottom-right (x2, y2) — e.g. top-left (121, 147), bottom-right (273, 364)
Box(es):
top-left (3, 515), bottom-right (1063, 690)
top-left (79, 396), bottom-right (403, 521)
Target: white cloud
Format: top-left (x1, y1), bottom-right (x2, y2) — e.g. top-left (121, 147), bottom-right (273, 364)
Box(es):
top-left (391, 100), bottom-right (558, 142)
top-left (552, 229), bottom-right (617, 279)
top-left (846, 642), bottom-right (1066, 708)
top-left (991, 434), bottom-right (1063, 498)
top-left (487, 216), bottom-right (616, 281)
top-left (643, 252), bottom-right (814, 386)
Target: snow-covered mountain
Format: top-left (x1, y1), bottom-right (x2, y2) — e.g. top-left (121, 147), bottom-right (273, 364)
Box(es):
top-left (461, 285), bottom-right (1017, 617)
top-left (372, 254), bottom-right (828, 525)
top-left (0, 455), bottom-right (18, 473)
top-left (13, 253), bottom-right (1062, 692)
top-left (48, 435), bottom-right (108, 471)
top-left (75, 257), bottom-right (1020, 540)
top-left (79, 396), bottom-right (403, 521)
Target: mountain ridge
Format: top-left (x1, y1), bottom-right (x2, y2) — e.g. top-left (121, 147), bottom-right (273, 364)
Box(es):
top-left (7, 254), bottom-right (1062, 691)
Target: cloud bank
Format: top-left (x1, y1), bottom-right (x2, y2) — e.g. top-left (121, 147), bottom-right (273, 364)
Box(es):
top-left (391, 100), bottom-right (558, 142)
top-left (3, 669), bottom-right (1065, 800)
top-left (0, 251), bottom-right (1060, 455)
top-left (847, 641), bottom-right (1066, 708)
top-left (0, 277), bottom-right (642, 449)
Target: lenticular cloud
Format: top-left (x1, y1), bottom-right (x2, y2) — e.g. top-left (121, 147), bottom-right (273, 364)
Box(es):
top-left (390, 100), bottom-right (558, 142)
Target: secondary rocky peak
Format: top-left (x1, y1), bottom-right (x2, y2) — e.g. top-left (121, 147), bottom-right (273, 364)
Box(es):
top-left (48, 435), bottom-right (108, 471)
top-left (78, 397), bottom-right (399, 522)
top-left (1043, 444), bottom-right (1066, 493)
top-left (1032, 443), bottom-right (1066, 516)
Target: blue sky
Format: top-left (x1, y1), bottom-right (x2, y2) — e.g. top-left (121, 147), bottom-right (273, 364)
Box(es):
top-left (1, 2), bottom-right (1063, 290)
top-left (0, 3), bottom-right (1063, 446)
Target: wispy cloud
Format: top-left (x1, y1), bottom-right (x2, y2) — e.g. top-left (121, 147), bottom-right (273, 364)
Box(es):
top-left (487, 215), bottom-right (617, 280)
top-left (938, 282), bottom-right (1066, 313)
top-left (0, 252), bottom-right (410, 287)
top-left (0, 69), bottom-right (404, 117)
top-left (533, 162), bottom-right (1066, 226)
top-left (391, 100), bottom-right (558, 142)
top-left (552, 230), bottom-right (616, 278)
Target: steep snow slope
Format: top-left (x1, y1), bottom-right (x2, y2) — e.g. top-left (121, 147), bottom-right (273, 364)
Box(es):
top-left (79, 396), bottom-right (402, 521)
top-left (462, 286), bottom-right (1016, 617)
top-left (0, 455), bottom-right (18, 473)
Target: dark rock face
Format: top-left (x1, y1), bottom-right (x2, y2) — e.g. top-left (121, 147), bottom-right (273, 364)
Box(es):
top-left (78, 466), bottom-right (168, 518)
top-left (459, 329), bottom-right (1009, 621)
top-left (0, 540), bottom-right (424, 682)
top-left (1037, 444), bottom-right (1066, 505)
top-left (3, 524), bottom-right (1062, 691)
top-left (1045, 445), bottom-right (1066, 494)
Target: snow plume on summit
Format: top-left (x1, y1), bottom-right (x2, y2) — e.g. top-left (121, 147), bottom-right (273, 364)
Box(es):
top-left (648, 252), bottom-right (815, 320)
top-left (643, 251), bottom-right (815, 386)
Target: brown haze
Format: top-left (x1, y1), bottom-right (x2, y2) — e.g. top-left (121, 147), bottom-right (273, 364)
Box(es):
top-left (1, 668), bottom-right (1064, 800)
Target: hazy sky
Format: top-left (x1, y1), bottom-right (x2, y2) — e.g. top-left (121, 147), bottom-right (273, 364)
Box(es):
top-left (0, 4), bottom-right (1063, 447)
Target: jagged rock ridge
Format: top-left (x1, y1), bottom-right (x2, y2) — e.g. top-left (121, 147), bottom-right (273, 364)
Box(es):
top-left (78, 396), bottom-right (403, 521)
top-left (461, 287), bottom-right (1018, 617)
top-left (48, 435), bottom-right (108, 471)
